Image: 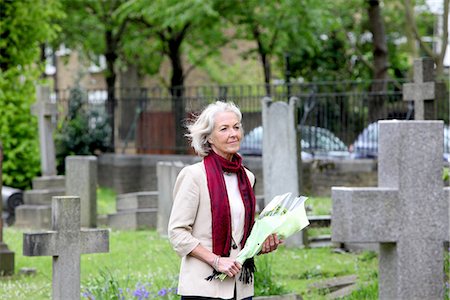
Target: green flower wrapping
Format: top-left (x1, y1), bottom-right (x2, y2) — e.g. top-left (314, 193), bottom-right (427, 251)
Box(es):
top-left (217, 193), bottom-right (310, 281)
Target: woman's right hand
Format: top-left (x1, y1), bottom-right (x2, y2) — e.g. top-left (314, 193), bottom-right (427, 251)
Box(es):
top-left (215, 256), bottom-right (241, 278)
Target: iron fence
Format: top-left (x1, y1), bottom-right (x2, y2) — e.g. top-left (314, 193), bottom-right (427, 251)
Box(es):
top-left (54, 79), bottom-right (449, 155)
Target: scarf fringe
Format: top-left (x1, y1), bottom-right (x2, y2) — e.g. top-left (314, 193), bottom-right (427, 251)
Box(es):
top-left (239, 258), bottom-right (256, 284)
top-left (205, 270), bottom-right (221, 281)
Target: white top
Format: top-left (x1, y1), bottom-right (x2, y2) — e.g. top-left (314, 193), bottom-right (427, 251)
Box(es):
top-left (223, 172), bottom-right (245, 246)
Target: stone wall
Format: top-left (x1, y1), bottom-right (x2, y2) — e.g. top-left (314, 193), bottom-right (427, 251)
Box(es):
top-left (98, 154), bottom-right (379, 197)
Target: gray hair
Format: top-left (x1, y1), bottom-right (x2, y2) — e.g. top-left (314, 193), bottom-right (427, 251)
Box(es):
top-left (186, 101), bottom-right (243, 157)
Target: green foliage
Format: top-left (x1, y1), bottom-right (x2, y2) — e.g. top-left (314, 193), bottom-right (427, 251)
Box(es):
top-left (0, 70), bottom-right (40, 189)
top-left (55, 86), bottom-right (111, 173)
top-left (0, 0), bottom-right (63, 189)
top-left (83, 268), bottom-right (124, 300)
top-left (443, 167), bottom-right (449, 182)
top-left (254, 254), bottom-right (290, 296)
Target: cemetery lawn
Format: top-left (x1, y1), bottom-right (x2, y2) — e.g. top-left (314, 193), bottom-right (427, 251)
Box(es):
top-left (1, 227), bottom-right (379, 300)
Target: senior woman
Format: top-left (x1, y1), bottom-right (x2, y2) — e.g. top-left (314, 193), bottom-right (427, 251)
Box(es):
top-left (168, 101), bottom-right (281, 300)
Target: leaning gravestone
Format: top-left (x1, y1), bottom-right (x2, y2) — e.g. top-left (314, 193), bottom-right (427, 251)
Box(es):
top-left (156, 161), bottom-right (185, 237)
top-left (23, 196), bottom-right (109, 300)
top-left (15, 86), bottom-right (65, 229)
top-left (65, 156), bottom-right (97, 228)
top-left (332, 121), bottom-right (449, 299)
top-left (262, 97), bottom-right (303, 246)
top-left (0, 142), bottom-right (15, 275)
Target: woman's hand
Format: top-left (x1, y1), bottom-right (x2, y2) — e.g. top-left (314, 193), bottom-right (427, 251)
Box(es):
top-left (260, 233), bottom-right (283, 254)
top-left (215, 256), bottom-right (242, 278)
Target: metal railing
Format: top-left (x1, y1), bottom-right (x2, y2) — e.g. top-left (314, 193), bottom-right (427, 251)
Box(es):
top-left (54, 79), bottom-right (449, 155)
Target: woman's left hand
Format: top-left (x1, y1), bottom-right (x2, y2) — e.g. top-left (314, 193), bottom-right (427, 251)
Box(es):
top-left (260, 233), bottom-right (283, 254)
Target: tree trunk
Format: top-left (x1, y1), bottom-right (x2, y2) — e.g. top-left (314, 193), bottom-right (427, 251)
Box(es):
top-left (168, 35), bottom-right (186, 153)
top-left (367, 0), bottom-right (389, 123)
top-left (261, 52), bottom-right (272, 96)
top-left (105, 29), bottom-right (118, 152)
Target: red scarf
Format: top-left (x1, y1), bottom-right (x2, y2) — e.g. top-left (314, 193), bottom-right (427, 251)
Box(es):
top-left (204, 150), bottom-right (256, 257)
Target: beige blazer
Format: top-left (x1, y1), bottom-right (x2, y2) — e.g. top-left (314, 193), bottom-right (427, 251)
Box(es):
top-left (168, 161), bottom-right (256, 299)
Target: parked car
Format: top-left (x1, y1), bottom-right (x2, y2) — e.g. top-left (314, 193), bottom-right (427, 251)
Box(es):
top-left (239, 125), bottom-right (350, 160)
top-left (351, 122), bottom-right (450, 161)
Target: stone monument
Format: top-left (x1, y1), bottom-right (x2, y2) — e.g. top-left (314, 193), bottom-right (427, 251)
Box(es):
top-left (332, 121), bottom-right (449, 299)
top-left (156, 161), bottom-right (185, 236)
top-left (108, 191), bottom-right (159, 230)
top-left (262, 97), bottom-right (303, 246)
top-left (0, 142), bottom-right (14, 275)
top-left (65, 156), bottom-right (97, 228)
top-left (23, 196), bottom-right (109, 300)
top-left (15, 86), bottom-right (65, 229)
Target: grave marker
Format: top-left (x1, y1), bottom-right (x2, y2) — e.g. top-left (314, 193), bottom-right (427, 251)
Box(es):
top-left (0, 142), bottom-right (14, 275)
top-left (402, 57), bottom-right (444, 120)
top-left (262, 97), bottom-right (303, 246)
top-left (332, 121), bottom-right (449, 299)
top-left (31, 86), bottom-right (58, 176)
top-left (65, 156), bottom-right (98, 228)
top-left (156, 161), bottom-right (185, 236)
top-left (23, 196), bottom-right (109, 299)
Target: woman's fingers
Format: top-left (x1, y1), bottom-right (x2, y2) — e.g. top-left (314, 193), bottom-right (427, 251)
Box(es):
top-left (218, 257), bottom-right (241, 277)
top-left (261, 234), bottom-right (282, 253)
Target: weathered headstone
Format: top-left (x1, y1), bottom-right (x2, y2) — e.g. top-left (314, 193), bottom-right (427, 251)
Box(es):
top-left (0, 142), bottom-right (15, 275)
top-left (262, 97), bottom-right (303, 246)
top-left (65, 156), bottom-right (97, 228)
top-left (156, 161), bottom-right (185, 236)
top-left (332, 120), bottom-right (449, 299)
top-left (108, 191), bottom-right (158, 230)
top-left (23, 196), bottom-right (109, 300)
top-left (402, 57), bottom-right (444, 120)
top-left (15, 85), bottom-right (65, 229)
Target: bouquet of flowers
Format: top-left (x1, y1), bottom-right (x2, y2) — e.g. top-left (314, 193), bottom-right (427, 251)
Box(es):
top-left (217, 192), bottom-right (310, 281)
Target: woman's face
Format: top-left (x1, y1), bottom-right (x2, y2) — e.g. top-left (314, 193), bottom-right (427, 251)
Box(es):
top-left (209, 111), bottom-right (242, 161)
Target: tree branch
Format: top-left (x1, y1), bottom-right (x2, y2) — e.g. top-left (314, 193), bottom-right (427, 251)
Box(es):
top-left (403, 0), bottom-right (436, 59)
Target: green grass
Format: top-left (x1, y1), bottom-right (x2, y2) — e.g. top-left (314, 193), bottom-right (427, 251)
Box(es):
top-left (0, 227), bottom-right (380, 300)
top-left (1, 190), bottom-right (447, 299)
top-left (307, 196), bottom-right (331, 215)
top-left (97, 187), bottom-right (117, 215)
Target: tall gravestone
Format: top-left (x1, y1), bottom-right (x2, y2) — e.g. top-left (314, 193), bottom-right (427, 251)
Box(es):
top-left (65, 156), bottom-right (97, 228)
top-left (156, 161), bottom-right (185, 236)
top-left (332, 121), bottom-right (449, 299)
top-left (23, 196), bottom-right (109, 300)
top-left (0, 142), bottom-right (15, 275)
top-left (262, 97), bottom-right (303, 246)
top-left (15, 86), bottom-right (65, 229)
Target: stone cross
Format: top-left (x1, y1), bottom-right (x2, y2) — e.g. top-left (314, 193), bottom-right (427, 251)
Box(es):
top-left (332, 121), bottom-right (449, 300)
top-left (23, 196), bottom-right (109, 299)
top-left (0, 141), bottom-right (15, 275)
top-left (402, 57), bottom-right (437, 120)
top-left (31, 86), bottom-right (58, 176)
top-left (262, 97), bottom-right (303, 247)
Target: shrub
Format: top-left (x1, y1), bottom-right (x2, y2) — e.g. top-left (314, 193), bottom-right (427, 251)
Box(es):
top-left (0, 69), bottom-right (40, 189)
top-left (55, 85), bottom-right (111, 173)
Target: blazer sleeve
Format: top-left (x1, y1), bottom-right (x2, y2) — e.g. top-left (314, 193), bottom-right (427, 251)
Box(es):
top-left (168, 166), bottom-right (201, 257)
